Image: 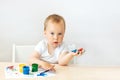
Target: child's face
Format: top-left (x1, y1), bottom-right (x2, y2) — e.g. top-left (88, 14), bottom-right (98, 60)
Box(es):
top-left (44, 20), bottom-right (65, 48)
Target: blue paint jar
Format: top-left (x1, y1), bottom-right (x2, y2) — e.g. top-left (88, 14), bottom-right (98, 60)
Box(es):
top-left (23, 66), bottom-right (30, 75)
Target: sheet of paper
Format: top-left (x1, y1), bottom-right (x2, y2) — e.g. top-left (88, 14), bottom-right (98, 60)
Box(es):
top-left (5, 65), bottom-right (55, 79)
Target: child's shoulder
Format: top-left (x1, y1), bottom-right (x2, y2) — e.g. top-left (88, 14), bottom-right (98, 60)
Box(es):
top-left (36, 39), bottom-right (47, 48)
top-left (38, 39), bottom-right (47, 44)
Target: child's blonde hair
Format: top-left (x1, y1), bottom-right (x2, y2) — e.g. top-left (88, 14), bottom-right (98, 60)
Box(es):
top-left (44, 14), bottom-right (66, 31)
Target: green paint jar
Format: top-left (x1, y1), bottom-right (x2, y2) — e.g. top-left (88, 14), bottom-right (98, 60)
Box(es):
top-left (32, 63), bottom-right (38, 72)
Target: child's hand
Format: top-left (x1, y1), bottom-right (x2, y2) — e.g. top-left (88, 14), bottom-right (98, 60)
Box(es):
top-left (71, 51), bottom-right (80, 56)
top-left (78, 48), bottom-right (85, 55)
top-left (71, 48), bottom-right (85, 56)
top-left (41, 61), bottom-right (55, 70)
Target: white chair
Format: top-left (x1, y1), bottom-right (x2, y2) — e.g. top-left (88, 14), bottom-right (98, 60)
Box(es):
top-left (12, 44), bottom-right (35, 63)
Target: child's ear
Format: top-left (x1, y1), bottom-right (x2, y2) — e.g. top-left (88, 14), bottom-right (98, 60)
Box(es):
top-left (44, 31), bottom-right (46, 36)
top-left (43, 31), bottom-right (46, 38)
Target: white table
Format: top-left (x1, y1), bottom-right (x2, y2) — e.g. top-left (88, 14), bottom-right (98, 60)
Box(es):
top-left (0, 62), bottom-right (120, 80)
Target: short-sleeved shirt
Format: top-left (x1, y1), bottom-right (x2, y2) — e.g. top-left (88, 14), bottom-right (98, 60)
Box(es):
top-left (34, 39), bottom-right (68, 64)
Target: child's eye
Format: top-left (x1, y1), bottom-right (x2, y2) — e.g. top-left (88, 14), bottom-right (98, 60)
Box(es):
top-left (51, 32), bottom-right (54, 35)
top-left (58, 33), bottom-right (62, 35)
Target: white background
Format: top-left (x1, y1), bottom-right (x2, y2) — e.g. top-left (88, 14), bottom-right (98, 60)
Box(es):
top-left (0, 0), bottom-right (120, 65)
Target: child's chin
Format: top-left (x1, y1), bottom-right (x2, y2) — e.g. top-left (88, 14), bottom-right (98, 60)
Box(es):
top-left (53, 44), bottom-right (59, 48)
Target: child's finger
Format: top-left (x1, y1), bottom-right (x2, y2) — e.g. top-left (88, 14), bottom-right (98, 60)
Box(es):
top-left (74, 51), bottom-right (79, 56)
top-left (49, 65), bottom-right (56, 72)
top-left (78, 49), bottom-right (85, 55)
top-left (49, 64), bottom-right (55, 69)
top-left (71, 48), bottom-right (85, 56)
top-left (50, 68), bottom-right (56, 72)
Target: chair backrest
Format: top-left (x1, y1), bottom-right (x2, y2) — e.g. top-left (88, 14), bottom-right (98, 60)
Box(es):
top-left (12, 44), bottom-right (35, 63)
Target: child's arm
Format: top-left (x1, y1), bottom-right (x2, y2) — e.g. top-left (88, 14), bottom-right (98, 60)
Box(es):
top-left (28, 51), bottom-right (54, 70)
top-left (58, 48), bottom-right (84, 66)
top-left (58, 51), bottom-right (79, 66)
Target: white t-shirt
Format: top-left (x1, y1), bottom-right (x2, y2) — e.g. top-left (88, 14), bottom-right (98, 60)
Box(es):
top-left (34, 39), bottom-right (68, 64)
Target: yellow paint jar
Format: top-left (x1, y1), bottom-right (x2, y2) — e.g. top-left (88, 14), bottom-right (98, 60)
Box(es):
top-left (19, 64), bottom-right (26, 73)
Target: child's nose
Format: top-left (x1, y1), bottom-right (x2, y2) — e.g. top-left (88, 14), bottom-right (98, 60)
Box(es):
top-left (53, 35), bottom-right (58, 39)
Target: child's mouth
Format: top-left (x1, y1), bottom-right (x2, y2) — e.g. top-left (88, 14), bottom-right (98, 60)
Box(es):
top-left (54, 42), bottom-right (58, 44)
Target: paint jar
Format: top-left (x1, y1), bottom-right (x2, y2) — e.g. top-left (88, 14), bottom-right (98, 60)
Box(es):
top-left (32, 63), bottom-right (38, 72)
top-left (23, 66), bottom-right (30, 75)
top-left (19, 64), bottom-right (26, 73)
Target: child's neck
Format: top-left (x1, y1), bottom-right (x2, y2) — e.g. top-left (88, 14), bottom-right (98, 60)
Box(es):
top-left (47, 45), bottom-right (56, 55)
